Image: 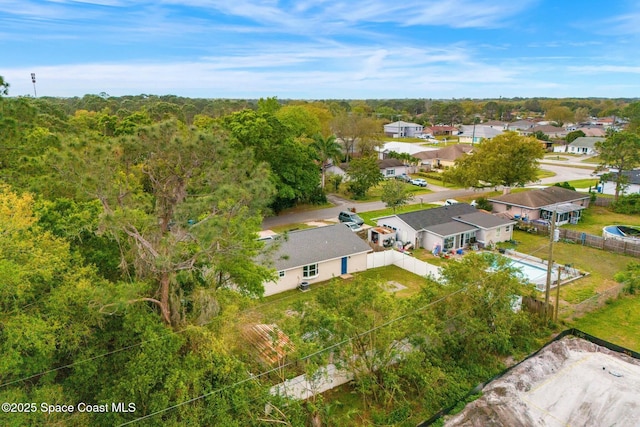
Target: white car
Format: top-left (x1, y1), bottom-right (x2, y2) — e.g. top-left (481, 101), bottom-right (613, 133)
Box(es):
top-left (344, 221), bottom-right (363, 232)
top-left (444, 199), bottom-right (459, 206)
top-left (410, 178), bottom-right (428, 187)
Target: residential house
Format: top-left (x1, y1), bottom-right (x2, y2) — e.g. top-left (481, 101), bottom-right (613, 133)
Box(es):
top-left (413, 144), bottom-right (473, 169)
top-left (458, 125), bottom-right (503, 144)
top-left (521, 125), bottom-right (568, 139)
top-left (567, 136), bottom-right (604, 155)
top-left (378, 158), bottom-right (408, 178)
top-left (507, 120), bottom-right (536, 131)
top-left (599, 170), bottom-right (640, 196)
top-left (489, 186), bottom-right (590, 225)
top-left (263, 224), bottom-right (371, 296)
top-left (576, 126), bottom-right (606, 137)
top-left (481, 120), bottom-right (508, 129)
top-left (424, 125), bottom-right (459, 136)
top-left (384, 121), bottom-right (424, 138)
top-left (373, 204), bottom-right (515, 253)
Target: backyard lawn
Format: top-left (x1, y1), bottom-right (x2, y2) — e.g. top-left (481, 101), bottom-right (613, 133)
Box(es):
top-left (500, 230), bottom-right (636, 306)
top-left (563, 205), bottom-right (640, 235)
top-left (570, 295), bottom-right (640, 351)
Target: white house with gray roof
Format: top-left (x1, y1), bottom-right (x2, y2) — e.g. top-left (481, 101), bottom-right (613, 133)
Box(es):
top-left (566, 136), bottom-right (604, 155)
top-left (384, 121), bottom-right (424, 138)
top-left (375, 204), bottom-right (515, 253)
top-left (262, 224), bottom-right (371, 296)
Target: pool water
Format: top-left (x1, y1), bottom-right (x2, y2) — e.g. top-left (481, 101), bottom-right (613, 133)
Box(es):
top-left (509, 259), bottom-right (548, 283)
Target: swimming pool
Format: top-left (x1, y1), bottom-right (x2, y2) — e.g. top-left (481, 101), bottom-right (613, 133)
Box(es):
top-left (603, 225), bottom-right (640, 242)
top-left (508, 258), bottom-right (549, 283)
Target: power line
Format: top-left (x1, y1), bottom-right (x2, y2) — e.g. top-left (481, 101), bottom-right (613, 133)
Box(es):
top-left (0, 285), bottom-right (342, 389)
top-left (117, 286), bottom-right (468, 426)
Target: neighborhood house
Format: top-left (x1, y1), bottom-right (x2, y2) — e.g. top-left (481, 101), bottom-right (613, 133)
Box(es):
top-left (383, 121), bottom-right (424, 138)
top-left (489, 187), bottom-right (590, 225)
top-left (262, 224), bottom-right (371, 296)
top-left (372, 204), bottom-right (515, 253)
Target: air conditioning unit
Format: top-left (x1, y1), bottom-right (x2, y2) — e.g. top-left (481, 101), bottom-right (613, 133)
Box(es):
top-left (298, 281), bottom-right (310, 292)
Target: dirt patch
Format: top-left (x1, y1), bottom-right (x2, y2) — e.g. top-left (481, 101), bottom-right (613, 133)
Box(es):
top-left (445, 336), bottom-right (640, 426)
top-left (382, 281), bottom-right (407, 292)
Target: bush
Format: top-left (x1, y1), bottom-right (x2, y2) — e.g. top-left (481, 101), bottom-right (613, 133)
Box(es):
top-left (475, 197), bottom-right (492, 211)
top-left (611, 194), bottom-right (640, 215)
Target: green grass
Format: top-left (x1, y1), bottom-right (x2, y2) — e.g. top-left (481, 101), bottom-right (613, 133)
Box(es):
top-left (358, 265), bottom-right (432, 298)
top-left (269, 222), bottom-right (317, 234)
top-left (581, 155), bottom-right (602, 164)
top-left (570, 295), bottom-right (640, 351)
top-left (503, 230), bottom-right (636, 306)
top-left (561, 178), bottom-right (600, 189)
top-left (536, 169), bottom-right (557, 179)
top-left (562, 205), bottom-right (640, 235)
top-left (544, 155), bottom-right (569, 161)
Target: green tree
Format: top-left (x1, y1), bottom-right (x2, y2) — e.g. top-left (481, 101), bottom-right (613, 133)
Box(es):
top-left (566, 129), bottom-right (586, 143)
top-left (347, 156), bottom-right (382, 198)
top-left (311, 133), bottom-right (342, 188)
top-left (614, 262), bottom-right (640, 294)
top-left (425, 253), bottom-right (536, 364)
top-left (531, 130), bottom-right (550, 141)
top-left (331, 112), bottom-right (382, 162)
top-left (623, 101), bottom-right (640, 132)
top-left (595, 131), bottom-right (640, 202)
top-left (545, 106), bottom-right (574, 126)
top-left (445, 132), bottom-right (545, 188)
top-left (0, 75), bottom-right (8, 97)
top-left (57, 120), bottom-right (275, 326)
top-left (381, 179), bottom-right (414, 213)
top-left (276, 104), bottom-right (322, 141)
top-left (223, 109), bottom-right (320, 211)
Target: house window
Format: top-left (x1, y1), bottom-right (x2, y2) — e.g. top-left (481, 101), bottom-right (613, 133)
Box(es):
top-left (278, 271), bottom-right (285, 278)
top-left (386, 169), bottom-right (395, 176)
top-left (303, 264), bottom-right (318, 278)
top-left (505, 226), bottom-right (510, 232)
top-left (443, 236), bottom-right (454, 251)
top-left (506, 205), bottom-right (512, 211)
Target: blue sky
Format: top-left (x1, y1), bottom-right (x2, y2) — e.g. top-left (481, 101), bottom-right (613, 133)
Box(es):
top-left (2, 0), bottom-right (640, 99)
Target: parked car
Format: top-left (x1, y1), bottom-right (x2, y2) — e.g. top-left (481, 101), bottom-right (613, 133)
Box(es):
top-left (395, 174), bottom-right (411, 182)
top-left (444, 199), bottom-right (459, 206)
top-left (343, 221), bottom-right (363, 232)
top-left (470, 200), bottom-right (478, 207)
top-left (338, 211), bottom-right (364, 226)
top-left (410, 178), bottom-right (427, 187)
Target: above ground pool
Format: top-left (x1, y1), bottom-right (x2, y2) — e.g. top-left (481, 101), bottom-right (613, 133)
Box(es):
top-left (603, 225), bottom-right (640, 242)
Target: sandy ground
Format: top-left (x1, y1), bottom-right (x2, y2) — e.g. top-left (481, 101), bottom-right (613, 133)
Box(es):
top-left (445, 337), bottom-right (640, 427)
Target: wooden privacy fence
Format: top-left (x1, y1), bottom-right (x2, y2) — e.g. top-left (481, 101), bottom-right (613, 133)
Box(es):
top-left (593, 197), bottom-right (613, 207)
top-left (520, 223), bottom-right (640, 258)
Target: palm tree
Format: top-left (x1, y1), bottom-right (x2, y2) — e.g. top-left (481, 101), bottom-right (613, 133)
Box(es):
top-left (311, 133), bottom-right (342, 189)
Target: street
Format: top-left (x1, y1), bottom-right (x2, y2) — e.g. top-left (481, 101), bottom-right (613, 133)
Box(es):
top-left (262, 160), bottom-right (598, 229)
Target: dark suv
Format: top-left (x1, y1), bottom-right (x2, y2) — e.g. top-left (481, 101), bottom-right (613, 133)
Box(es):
top-left (338, 211), bottom-right (364, 226)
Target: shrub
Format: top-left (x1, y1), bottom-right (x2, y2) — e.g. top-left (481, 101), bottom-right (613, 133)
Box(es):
top-left (611, 194), bottom-right (640, 215)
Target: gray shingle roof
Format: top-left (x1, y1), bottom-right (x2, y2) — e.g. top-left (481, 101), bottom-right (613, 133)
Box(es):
top-left (267, 224), bottom-right (371, 271)
top-left (427, 221), bottom-right (478, 237)
top-left (568, 136), bottom-right (605, 149)
top-left (454, 212), bottom-right (516, 229)
top-left (396, 204), bottom-right (478, 230)
top-left (488, 186), bottom-right (589, 208)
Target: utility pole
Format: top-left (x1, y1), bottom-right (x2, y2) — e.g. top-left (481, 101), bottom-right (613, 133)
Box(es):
top-left (554, 265), bottom-right (562, 322)
top-left (544, 210), bottom-right (556, 320)
top-left (31, 73), bottom-right (37, 98)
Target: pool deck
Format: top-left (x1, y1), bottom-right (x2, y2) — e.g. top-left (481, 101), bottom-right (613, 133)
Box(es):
top-left (501, 250), bottom-right (585, 291)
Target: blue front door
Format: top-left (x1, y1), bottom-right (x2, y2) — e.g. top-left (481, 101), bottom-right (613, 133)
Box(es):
top-left (341, 257), bottom-right (347, 274)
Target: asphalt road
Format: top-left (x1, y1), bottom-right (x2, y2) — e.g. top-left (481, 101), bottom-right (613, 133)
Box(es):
top-left (261, 160), bottom-right (599, 230)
